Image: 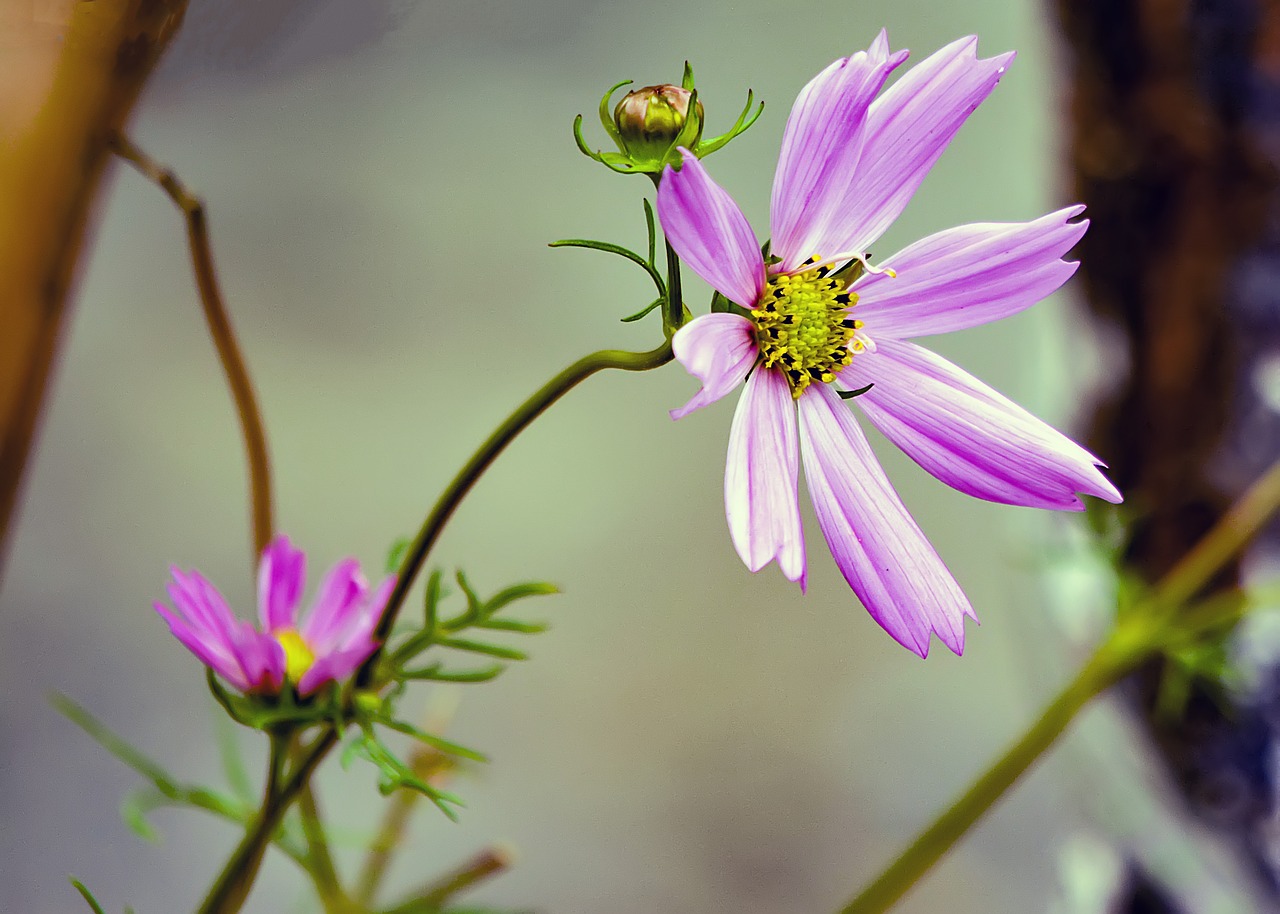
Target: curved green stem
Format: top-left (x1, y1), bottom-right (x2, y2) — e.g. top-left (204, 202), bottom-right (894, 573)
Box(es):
top-left (838, 642), bottom-right (1130, 914)
top-left (360, 338), bottom-right (673, 674)
top-left (839, 453), bottom-right (1280, 914)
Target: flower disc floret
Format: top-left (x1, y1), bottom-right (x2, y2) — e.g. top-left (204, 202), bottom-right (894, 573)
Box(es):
top-left (754, 258), bottom-right (861, 398)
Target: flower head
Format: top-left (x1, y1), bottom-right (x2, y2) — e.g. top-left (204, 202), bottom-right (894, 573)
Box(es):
top-left (658, 32), bottom-right (1122, 657)
top-left (154, 535), bottom-right (394, 695)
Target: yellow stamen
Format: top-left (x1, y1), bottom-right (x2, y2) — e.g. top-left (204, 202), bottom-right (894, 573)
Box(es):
top-left (275, 629), bottom-right (315, 683)
top-left (752, 256), bottom-right (864, 398)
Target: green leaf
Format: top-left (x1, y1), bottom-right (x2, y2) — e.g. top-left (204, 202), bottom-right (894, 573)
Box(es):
top-left (53, 693), bottom-right (179, 794)
top-left (69, 878), bottom-right (107, 914)
top-left (474, 618), bottom-right (549, 634)
top-left (547, 238), bottom-right (665, 296)
top-left (620, 297), bottom-right (664, 323)
top-left (400, 663), bottom-right (506, 684)
top-left (378, 717), bottom-right (489, 764)
top-left (347, 731), bottom-right (464, 820)
top-left (483, 581), bottom-right (558, 615)
top-left (386, 537), bottom-right (413, 574)
top-left (436, 637), bottom-right (528, 662)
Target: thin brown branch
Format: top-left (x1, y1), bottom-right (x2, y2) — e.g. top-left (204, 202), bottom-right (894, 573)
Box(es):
top-left (109, 133), bottom-right (275, 563)
top-left (380, 845), bottom-right (515, 914)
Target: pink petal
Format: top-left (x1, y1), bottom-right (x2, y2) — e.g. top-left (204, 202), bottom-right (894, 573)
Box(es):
top-left (154, 602), bottom-right (249, 690)
top-left (296, 637), bottom-right (378, 696)
top-left (854, 208), bottom-right (1088, 339)
top-left (798, 383), bottom-right (973, 657)
top-left (724, 368), bottom-right (806, 587)
top-left (657, 149), bottom-right (765, 308)
top-left (830, 37), bottom-right (1017, 256)
top-left (233, 623), bottom-right (286, 693)
top-left (770, 31), bottom-right (908, 271)
top-left (300, 558), bottom-right (368, 651)
top-left (257, 534), bottom-right (306, 632)
top-left (845, 339), bottom-right (1121, 509)
top-left (670, 313), bottom-right (760, 420)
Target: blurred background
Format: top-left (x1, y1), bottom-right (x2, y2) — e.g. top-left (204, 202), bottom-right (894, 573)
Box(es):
top-left (4, 1), bottom-right (1279, 912)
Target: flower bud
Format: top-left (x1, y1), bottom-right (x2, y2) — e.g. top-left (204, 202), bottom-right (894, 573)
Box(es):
top-left (613, 84), bottom-right (704, 164)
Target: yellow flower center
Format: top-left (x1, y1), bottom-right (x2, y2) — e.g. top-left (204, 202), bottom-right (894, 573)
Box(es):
top-left (275, 629), bottom-right (315, 683)
top-left (752, 257), bottom-right (864, 398)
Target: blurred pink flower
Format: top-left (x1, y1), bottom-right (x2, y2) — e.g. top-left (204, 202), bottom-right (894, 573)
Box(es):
top-left (658, 32), bottom-right (1121, 657)
top-left (155, 535), bottom-right (393, 695)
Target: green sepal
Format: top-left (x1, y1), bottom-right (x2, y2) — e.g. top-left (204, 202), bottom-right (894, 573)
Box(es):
top-left (681, 60), bottom-right (695, 91)
top-left (655, 86), bottom-right (700, 172)
top-left (697, 89), bottom-right (765, 157)
top-left (597, 79), bottom-right (632, 147)
top-left (572, 114), bottom-right (643, 174)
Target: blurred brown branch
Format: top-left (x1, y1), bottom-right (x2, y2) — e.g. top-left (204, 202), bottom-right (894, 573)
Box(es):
top-left (0, 0), bottom-right (188, 583)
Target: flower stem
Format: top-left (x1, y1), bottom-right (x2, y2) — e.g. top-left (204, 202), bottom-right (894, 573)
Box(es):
top-left (664, 238), bottom-right (684, 334)
top-left (109, 134), bottom-right (275, 563)
top-left (838, 453), bottom-right (1280, 914)
top-left (196, 729), bottom-right (338, 914)
top-left (361, 339), bottom-right (673, 670)
top-left (838, 642), bottom-right (1130, 914)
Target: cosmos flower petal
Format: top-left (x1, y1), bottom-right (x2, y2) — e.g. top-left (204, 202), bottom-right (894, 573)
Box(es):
top-left (725, 368), bottom-right (807, 586)
top-left (296, 638), bottom-right (378, 696)
top-left (798, 383), bottom-right (973, 656)
top-left (300, 558), bottom-right (368, 650)
top-left (233, 622), bottom-right (286, 692)
top-left (831, 37), bottom-right (1017, 256)
top-left (167, 568), bottom-right (238, 645)
top-left (854, 208), bottom-right (1088, 338)
top-left (670, 313), bottom-right (760, 419)
top-left (658, 149), bottom-right (764, 307)
top-left (154, 601), bottom-right (249, 690)
top-left (770, 32), bottom-right (909, 270)
top-left (157, 538), bottom-right (385, 695)
top-left (846, 339), bottom-right (1122, 509)
top-left (257, 534), bottom-right (306, 632)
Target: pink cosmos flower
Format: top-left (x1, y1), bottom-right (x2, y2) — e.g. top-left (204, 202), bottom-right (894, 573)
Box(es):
top-left (155, 535), bottom-right (394, 695)
top-left (658, 32), bottom-right (1122, 657)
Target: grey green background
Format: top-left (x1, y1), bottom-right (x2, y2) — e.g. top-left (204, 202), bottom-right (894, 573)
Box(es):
top-left (0, 1), bottom-right (1162, 912)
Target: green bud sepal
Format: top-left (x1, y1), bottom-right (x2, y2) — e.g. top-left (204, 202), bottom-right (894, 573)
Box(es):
top-left (574, 62), bottom-right (763, 176)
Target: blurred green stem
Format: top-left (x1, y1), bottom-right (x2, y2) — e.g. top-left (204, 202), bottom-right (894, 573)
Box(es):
top-left (839, 453), bottom-right (1280, 914)
top-left (359, 337), bottom-right (674, 680)
top-left (197, 730), bottom-right (338, 914)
